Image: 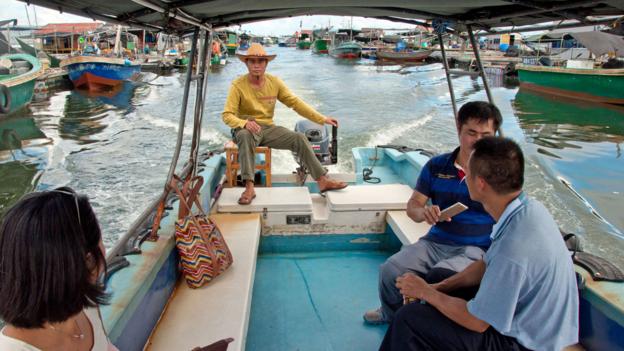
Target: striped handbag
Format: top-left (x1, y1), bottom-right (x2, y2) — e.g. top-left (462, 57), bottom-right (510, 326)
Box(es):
top-left (170, 176), bottom-right (233, 288)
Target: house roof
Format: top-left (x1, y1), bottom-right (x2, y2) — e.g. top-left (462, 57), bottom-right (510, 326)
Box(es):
top-left (35, 23), bottom-right (103, 36)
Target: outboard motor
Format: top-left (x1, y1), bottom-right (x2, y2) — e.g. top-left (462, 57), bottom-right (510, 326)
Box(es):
top-left (293, 120), bottom-right (338, 182)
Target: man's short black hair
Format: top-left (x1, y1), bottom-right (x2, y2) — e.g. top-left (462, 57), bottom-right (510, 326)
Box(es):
top-left (470, 137), bottom-right (524, 195)
top-left (0, 187), bottom-right (108, 328)
top-left (457, 101), bottom-right (502, 132)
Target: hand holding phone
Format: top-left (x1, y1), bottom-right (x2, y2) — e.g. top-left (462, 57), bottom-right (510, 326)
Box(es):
top-left (438, 202), bottom-right (468, 222)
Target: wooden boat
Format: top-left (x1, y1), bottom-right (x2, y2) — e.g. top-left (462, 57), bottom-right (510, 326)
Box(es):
top-left (16, 2), bottom-right (624, 351)
top-left (296, 33), bottom-right (312, 50)
top-left (376, 49), bottom-right (432, 63)
top-left (16, 37), bottom-right (62, 68)
top-left (329, 41), bottom-right (362, 59)
top-left (0, 53), bottom-right (44, 116)
top-left (517, 64), bottom-right (624, 105)
top-left (361, 45), bottom-right (379, 59)
top-left (61, 56), bottom-right (141, 91)
top-left (225, 32), bottom-right (238, 54)
top-left (312, 39), bottom-right (329, 54)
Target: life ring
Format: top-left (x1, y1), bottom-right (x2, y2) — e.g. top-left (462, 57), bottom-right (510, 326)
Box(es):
top-left (0, 84), bottom-right (11, 114)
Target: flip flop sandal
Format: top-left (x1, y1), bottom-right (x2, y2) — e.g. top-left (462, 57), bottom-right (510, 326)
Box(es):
top-left (319, 182), bottom-right (348, 194)
top-left (238, 192), bottom-right (256, 205)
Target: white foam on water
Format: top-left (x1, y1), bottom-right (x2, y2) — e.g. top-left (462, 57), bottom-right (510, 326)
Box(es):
top-left (367, 114), bottom-right (434, 147)
top-left (141, 113), bottom-right (228, 145)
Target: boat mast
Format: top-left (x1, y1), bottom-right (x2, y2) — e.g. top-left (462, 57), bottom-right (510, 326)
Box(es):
top-left (113, 25), bottom-right (122, 56)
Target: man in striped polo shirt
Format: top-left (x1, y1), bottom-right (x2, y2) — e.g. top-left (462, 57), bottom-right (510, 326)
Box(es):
top-left (364, 101), bottom-right (502, 324)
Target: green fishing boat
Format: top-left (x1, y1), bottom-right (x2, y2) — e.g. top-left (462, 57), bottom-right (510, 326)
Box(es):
top-left (297, 33), bottom-right (311, 50)
top-left (16, 37), bottom-right (61, 68)
top-left (312, 39), bottom-right (329, 54)
top-left (517, 64), bottom-right (624, 105)
top-left (0, 54), bottom-right (44, 116)
top-left (297, 40), bottom-right (311, 50)
top-left (226, 32), bottom-right (238, 54)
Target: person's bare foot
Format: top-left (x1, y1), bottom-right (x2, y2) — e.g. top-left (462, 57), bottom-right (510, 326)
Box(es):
top-left (238, 181), bottom-right (256, 205)
top-left (317, 175), bottom-right (348, 193)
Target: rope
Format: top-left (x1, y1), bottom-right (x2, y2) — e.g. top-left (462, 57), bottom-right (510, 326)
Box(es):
top-left (363, 147), bottom-right (381, 184)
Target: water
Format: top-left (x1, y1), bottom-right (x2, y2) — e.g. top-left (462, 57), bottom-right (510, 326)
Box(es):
top-left (0, 48), bottom-right (623, 268)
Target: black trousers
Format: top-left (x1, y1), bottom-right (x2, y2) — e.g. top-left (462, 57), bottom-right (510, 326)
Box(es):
top-left (379, 303), bottom-right (530, 351)
top-left (379, 268), bottom-right (530, 351)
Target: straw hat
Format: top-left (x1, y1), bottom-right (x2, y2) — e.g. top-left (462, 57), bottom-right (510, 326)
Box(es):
top-left (236, 43), bottom-right (276, 62)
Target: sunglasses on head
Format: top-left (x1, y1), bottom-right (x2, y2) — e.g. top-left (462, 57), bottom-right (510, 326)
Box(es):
top-left (48, 188), bottom-right (82, 227)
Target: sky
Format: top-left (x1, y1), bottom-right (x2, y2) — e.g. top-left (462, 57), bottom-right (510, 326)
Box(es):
top-left (5, 1), bottom-right (420, 35)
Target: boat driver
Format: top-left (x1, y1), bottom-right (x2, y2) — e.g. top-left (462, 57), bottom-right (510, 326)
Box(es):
top-left (380, 137), bottom-right (579, 351)
top-left (222, 43), bottom-right (347, 205)
top-left (364, 101), bottom-right (501, 324)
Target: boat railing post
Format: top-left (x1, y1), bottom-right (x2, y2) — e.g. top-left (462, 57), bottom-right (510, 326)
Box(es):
top-left (436, 26), bottom-right (458, 120)
top-left (189, 28), bottom-right (212, 180)
top-left (467, 24), bottom-right (494, 105)
top-left (166, 27), bottom-right (199, 185)
top-left (467, 25), bottom-right (504, 136)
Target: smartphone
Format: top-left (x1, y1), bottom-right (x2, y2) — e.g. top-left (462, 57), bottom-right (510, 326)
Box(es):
top-left (438, 202), bottom-right (468, 221)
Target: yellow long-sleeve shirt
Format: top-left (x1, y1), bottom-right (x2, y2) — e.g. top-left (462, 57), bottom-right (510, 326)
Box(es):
top-left (222, 74), bottom-right (327, 129)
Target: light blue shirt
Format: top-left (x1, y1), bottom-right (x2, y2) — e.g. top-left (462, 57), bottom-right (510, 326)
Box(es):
top-left (467, 194), bottom-right (579, 351)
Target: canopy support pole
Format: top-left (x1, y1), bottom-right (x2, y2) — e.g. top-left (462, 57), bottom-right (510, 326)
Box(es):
top-left (467, 24), bottom-right (494, 105)
top-left (438, 32), bottom-right (458, 120)
top-left (189, 28), bottom-right (212, 180)
top-left (167, 27), bottom-right (199, 183)
top-left (467, 24), bottom-right (504, 136)
top-left (141, 27), bottom-right (200, 242)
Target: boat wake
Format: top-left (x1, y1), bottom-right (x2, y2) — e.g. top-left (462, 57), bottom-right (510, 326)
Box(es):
top-left (367, 114), bottom-right (433, 146)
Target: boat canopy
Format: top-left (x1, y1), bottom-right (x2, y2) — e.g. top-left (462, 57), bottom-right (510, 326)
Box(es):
top-left (17, 1), bottom-right (624, 34)
top-left (524, 30), bottom-right (624, 57)
top-left (570, 31), bottom-right (624, 56)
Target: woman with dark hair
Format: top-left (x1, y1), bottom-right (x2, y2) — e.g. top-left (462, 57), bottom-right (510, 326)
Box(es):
top-left (0, 187), bottom-right (118, 351)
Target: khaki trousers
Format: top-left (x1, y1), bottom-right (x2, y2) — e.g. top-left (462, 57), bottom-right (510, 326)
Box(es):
top-left (233, 125), bottom-right (326, 181)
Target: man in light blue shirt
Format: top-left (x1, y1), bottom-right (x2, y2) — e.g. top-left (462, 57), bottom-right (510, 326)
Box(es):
top-left (380, 137), bottom-right (579, 351)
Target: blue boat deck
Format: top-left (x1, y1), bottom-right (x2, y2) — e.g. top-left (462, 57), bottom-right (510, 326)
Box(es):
top-left (246, 250), bottom-right (390, 351)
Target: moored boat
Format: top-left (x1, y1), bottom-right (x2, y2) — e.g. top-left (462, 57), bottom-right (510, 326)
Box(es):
top-left (296, 37), bottom-right (312, 50)
top-left (376, 49), bottom-right (432, 63)
top-left (0, 53), bottom-right (44, 116)
top-left (16, 37), bottom-right (62, 68)
top-left (517, 64), bottom-right (624, 105)
top-left (11, 2), bottom-right (624, 351)
top-left (61, 55), bottom-right (141, 91)
top-left (312, 39), bottom-right (329, 54)
top-left (329, 41), bottom-right (362, 59)
top-left (225, 32), bottom-right (238, 54)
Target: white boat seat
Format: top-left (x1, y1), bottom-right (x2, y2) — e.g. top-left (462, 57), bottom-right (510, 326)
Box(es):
top-left (217, 187), bottom-right (312, 213)
top-left (386, 210), bottom-right (431, 245)
top-left (326, 184), bottom-right (413, 212)
top-left (146, 213), bottom-right (261, 351)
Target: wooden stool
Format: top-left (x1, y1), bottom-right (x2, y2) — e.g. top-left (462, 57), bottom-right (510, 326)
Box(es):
top-left (224, 141), bottom-right (271, 187)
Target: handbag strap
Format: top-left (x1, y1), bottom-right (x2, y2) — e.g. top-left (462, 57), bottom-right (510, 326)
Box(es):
top-left (173, 174), bottom-right (207, 218)
top-left (169, 177), bottom-right (222, 274)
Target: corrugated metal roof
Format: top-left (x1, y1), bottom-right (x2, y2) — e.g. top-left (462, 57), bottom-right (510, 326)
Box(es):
top-left (35, 23), bottom-right (103, 36)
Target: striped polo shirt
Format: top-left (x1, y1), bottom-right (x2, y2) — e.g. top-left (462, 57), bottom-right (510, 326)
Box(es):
top-left (415, 147), bottom-right (494, 248)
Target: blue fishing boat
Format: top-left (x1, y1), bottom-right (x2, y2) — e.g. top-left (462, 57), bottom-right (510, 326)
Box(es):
top-left (61, 56), bottom-right (140, 91)
top-left (14, 2), bottom-right (624, 351)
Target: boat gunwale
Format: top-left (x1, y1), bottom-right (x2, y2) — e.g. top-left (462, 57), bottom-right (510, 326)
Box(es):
top-left (60, 55), bottom-right (141, 68)
top-left (0, 53), bottom-right (44, 88)
top-left (517, 63), bottom-right (624, 76)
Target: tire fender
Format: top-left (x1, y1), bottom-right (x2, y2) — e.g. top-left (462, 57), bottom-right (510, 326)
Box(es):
top-left (0, 84), bottom-right (11, 114)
